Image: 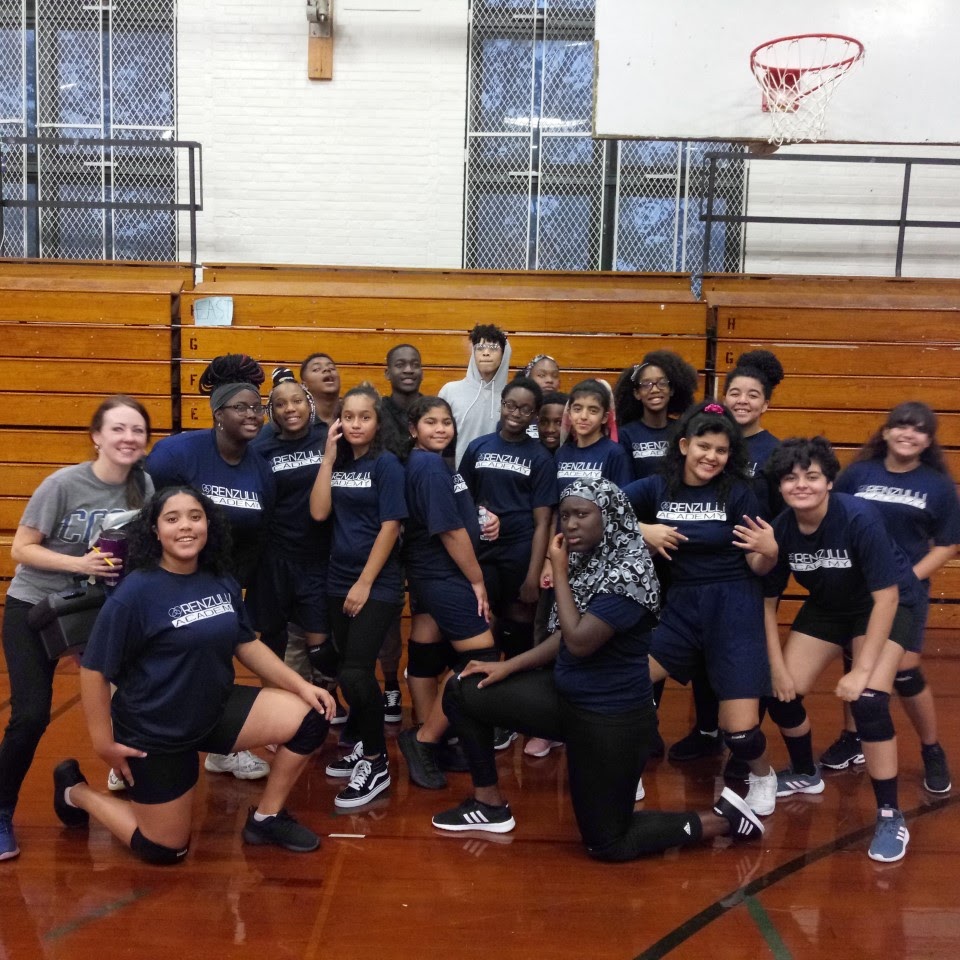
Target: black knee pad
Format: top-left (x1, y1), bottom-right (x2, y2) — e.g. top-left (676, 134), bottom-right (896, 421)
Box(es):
top-left (723, 724), bottom-right (766, 762)
top-left (130, 828), bottom-right (189, 866)
top-left (407, 640), bottom-right (452, 679)
top-left (451, 645), bottom-right (500, 676)
top-left (766, 695), bottom-right (807, 730)
top-left (307, 641), bottom-right (340, 678)
top-left (284, 707), bottom-right (329, 755)
top-left (894, 667), bottom-right (926, 699)
top-left (850, 688), bottom-right (895, 743)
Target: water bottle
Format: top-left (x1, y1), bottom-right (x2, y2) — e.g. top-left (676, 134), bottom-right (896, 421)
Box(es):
top-left (478, 505), bottom-right (491, 541)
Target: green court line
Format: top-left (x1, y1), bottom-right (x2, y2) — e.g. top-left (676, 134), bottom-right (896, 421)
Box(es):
top-left (44, 888), bottom-right (152, 942)
top-left (745, 895), bottom-right (793, 960)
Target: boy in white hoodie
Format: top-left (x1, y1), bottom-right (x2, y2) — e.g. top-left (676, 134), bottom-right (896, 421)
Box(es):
top-left (440, 324), bottom-right (513, 468)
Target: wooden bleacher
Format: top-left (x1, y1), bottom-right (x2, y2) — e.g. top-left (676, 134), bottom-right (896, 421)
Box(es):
top-left (178, 272), bottom-right (705, 427)
top-left (1, 262), bottom-right (959, 627)
top-left (0, 269), bottom-right (185, 601)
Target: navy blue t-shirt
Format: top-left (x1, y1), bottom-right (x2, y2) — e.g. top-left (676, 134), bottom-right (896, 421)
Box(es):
top-left (619, 420), bottom-right (671, 481)
top-left (404, 448), bottom-right (480, 581)
top-left (555, 436), bottom-right (632, 499)
top-left (251, 422), bottom-right (330, 562)
top-left (764, 492), bottom-right (923, 613)
top-left (834, 460), bottom-right (960, 574)
top-left (745, 429), bottom-right (781, 518)
top-left (145, 429), bottom-right (276, 586)
top-left (327, 451), bottom-right (407, 602)
top-left (83, 567), bottom-right (255, 753)
top-left (458, 432), bottom-right (557, 545)
top-left (624, 474), bottom-right (761, 584)
top-left (553, 593), bottom-right (656, 714)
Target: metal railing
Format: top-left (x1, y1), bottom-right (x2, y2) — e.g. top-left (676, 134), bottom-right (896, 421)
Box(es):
top-left (701, 151), bottom-right (960, 279)
top-left (0, 134), bottom-right (202, 264)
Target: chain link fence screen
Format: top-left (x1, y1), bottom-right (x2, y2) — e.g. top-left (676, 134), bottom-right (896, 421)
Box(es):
top-left (464, 0), bottom-right (746, 276)
top-left (0, 0), bottom-right (176, 260)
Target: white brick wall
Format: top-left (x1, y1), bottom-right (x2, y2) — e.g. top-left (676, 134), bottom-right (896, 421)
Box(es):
top-left (177, 1), bottom-right (469, 267)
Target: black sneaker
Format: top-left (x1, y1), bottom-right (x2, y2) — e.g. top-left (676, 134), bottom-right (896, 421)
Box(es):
top-left (383, 688), bottom-right (403, 724)
top-left (437, 738), bottom-right (470, 773)
top-left (398, 728), bottom-right (447, 790)
top-left (325, 740), bottom-right (364, 778)
top-left (242, 807), bottom-right (320, 852)
top-left (329, 694), bottom-right (349, 727)
top-left (713, 786), bottom-right (764, 842)
top-left (668, 727), bottom-right (723, 762)
top-left (335, 755), bottom-right (391, 809)
top-left (922, 743), bottom-right (952, 794)
top-left (819, 730), bottom-right (865, 770)
top-left (53, 760), bottom-right (89, 828)
top-left (432, 797), bottom-right (516, 834)
top-left (493, 728), bottom-right (518, 751)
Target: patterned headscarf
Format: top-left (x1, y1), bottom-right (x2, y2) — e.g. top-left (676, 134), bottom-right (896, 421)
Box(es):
top-left (548, 478), bottom-right (660, 633)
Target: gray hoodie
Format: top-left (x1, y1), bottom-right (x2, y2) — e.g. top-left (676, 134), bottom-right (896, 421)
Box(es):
top-left (439, 338), bottom-right (513, 468)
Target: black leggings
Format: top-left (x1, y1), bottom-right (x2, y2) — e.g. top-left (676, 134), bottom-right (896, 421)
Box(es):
top-left (328, 597), bottom-right (402, 756)
top-left (0, 597), bottom-right (58, 811)
top-left (443, 670), bottom-right (703, 861)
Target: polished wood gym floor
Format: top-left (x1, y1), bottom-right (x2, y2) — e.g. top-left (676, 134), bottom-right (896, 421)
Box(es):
top-left (2, 639), bottom-right (958, 959)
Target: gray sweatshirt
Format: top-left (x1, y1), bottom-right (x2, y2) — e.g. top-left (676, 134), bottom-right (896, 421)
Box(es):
top-left (439, 338), bottom-right (514, 468)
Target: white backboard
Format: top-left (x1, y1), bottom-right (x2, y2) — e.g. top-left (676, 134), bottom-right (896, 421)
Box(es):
top-left (594, 0), bottom-right (957, 144)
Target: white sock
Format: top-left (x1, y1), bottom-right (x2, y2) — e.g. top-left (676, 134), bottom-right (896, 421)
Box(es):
top-left (252, 810), bottom-right (275, 823)
top-left (63, 786), bottom-right (78, 808)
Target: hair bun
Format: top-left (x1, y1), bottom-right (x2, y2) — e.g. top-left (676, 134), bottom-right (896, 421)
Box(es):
top-left (734, 350), bottom-right (784, 389)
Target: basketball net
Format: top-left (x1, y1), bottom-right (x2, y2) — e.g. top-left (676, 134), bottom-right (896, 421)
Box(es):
top-left (750, 34), bottom-right (865, 145)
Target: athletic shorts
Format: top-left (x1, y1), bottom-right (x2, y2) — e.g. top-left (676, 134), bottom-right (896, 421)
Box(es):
top-left (651, 578), bottom-right (771, 701)
top-left (245, 551), bottom-right (329, 639)
top-left (409, 575), bottom-right (490, 643)
top-left (478, 538), bottom-right (532, 612)
top-left (791, 598), bottom-right (918, 653)
top-left (122, 684), bottom-right (261, 805)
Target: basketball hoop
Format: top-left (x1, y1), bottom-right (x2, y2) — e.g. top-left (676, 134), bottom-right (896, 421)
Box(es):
top-left (750, 34), bottom-right (865, 145)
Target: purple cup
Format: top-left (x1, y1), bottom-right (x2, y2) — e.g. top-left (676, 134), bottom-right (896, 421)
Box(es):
top-left (95, 531), bottom-right (129, 581)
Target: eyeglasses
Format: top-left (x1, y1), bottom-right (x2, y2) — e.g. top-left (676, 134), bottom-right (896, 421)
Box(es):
top-left (221, 402), bottom-right (266, 416)
top-left (474, 341), bottom-right (503, 352)
top-left (502, 398), bottom-right (535, 418)
top-left (637, 378), bottom-right (670, 392)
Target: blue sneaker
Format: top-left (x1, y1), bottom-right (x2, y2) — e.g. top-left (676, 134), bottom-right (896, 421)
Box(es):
top-left (868, 807), bottom-right (909, 862)
top-left (775, 767), bottom-right (825, 798)
top-left (0, 809), bottom-right (19, 860)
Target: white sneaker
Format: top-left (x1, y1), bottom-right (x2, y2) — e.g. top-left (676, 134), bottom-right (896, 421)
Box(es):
top-left (745, 766), bottom-right (777, 817)
top-left (204, 751), bottom-right (270, 780)
top-left (106, 769), bottom-right (126, 792)
top-left (635, 777), bottom-right (645, 801)
top-left (523, 737), bottom-right (563, 758)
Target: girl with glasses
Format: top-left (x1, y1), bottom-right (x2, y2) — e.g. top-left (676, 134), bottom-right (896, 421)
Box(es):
top-left (613, 351), bottom-right (699, 482)
top-left (145, 354), bottom-right (277, 782)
